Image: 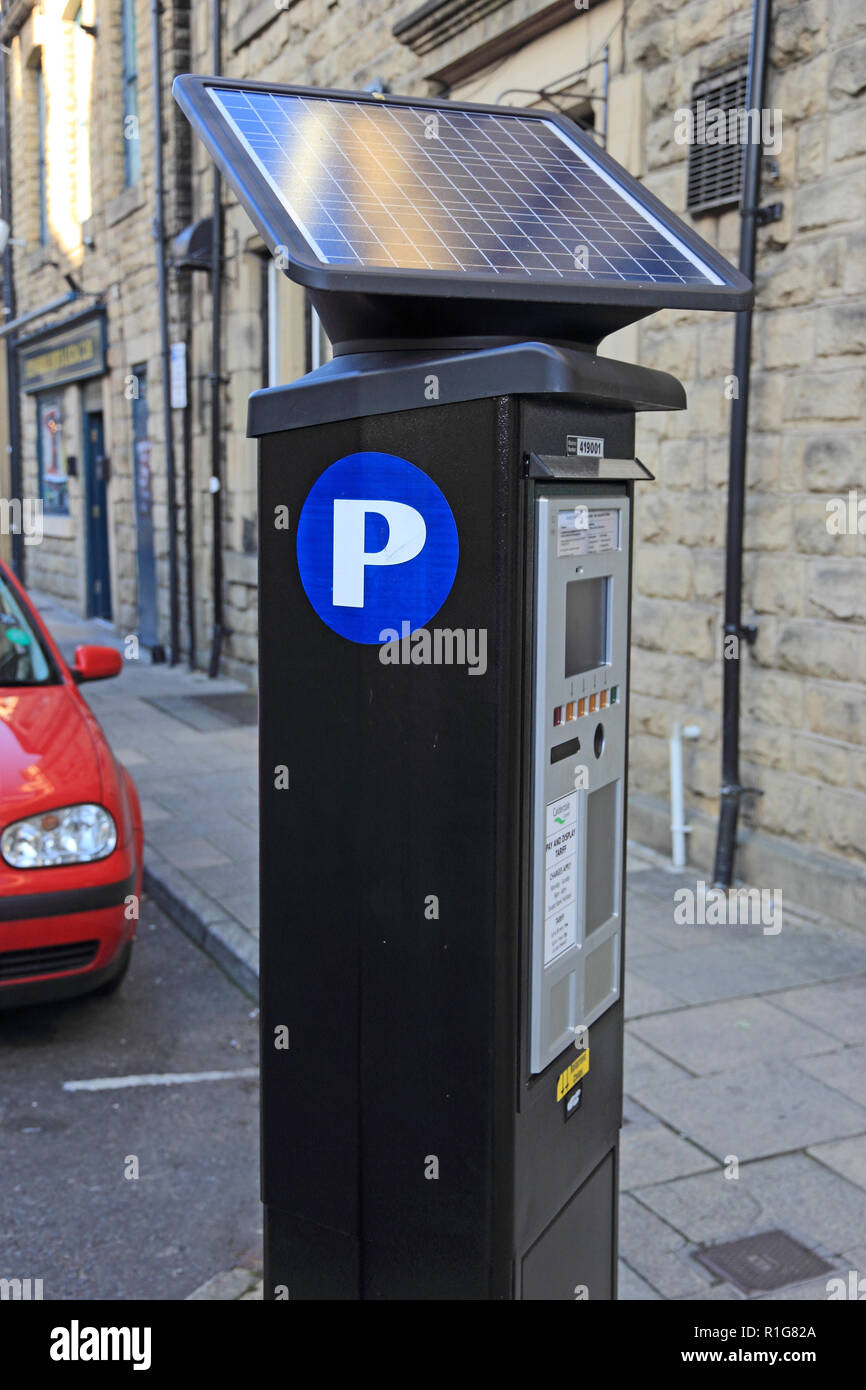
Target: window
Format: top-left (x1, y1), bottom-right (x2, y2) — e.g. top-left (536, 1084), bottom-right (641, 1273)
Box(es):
top-left (685, 62), bottom-right (748, 217)
top-left (73, 7), bottom-right (93, 223)
top-left (37, 394), bottom-right (69, 516)
top-left (36, 64), bottom-right (48, 245)
top-left (0, 569), bottom-right (56, 685)
top-left (260, 255), bottom-right (332, 388)
top-left (121, 0), bottom-right (141, 187)
top-left (304, 294), bottom-right (331, 375)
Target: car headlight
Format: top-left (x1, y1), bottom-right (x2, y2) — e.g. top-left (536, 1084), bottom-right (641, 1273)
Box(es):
top-left (1, 804), bottom-right (117, 869)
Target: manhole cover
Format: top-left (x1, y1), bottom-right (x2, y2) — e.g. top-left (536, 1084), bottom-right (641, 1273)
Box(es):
top-left (143, 692), bottom-right (257, 732)
top-left (693, 1230), bottom-right (834, 1294)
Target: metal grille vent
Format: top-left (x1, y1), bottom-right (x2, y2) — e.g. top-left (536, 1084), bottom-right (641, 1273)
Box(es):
top-left (0, 940), bottom-right (99, 982)
top-left (686, 63), bottom-right (748, 216)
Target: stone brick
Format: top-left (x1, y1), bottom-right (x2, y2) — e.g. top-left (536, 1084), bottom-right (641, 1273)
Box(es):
top-left (805, 683), bottom-right (866, 744)
top-left (741, 724), bottom-right (793, 773)
top-left (828, 108), bottom-right (866, 165)
top-left (764, 308), bottom-right (815, 367)
top-left (751, 555), bottom-right (806, 616)
top-left (783, 369), bottom-right (866, 423)
top-left (697, 319), bottom-right (735, 378)
top-left (807, 561), bottom-right (866, 622)
top-left (636, 545), bottom-right (694, 600)
top-left (771, 0), bottom-right (827, 66)
top-left (628, 19), bottom-right (677, 67)
top-left (674, 0), bottom-right (730, 55)
top-left (659, 439), bottom-right (705, 490)
top-left (803, 433), bottom-right (863, 492)
top-left (796, 173), bottom-right (866, 231)
top-left (814, 238), bottom-right (845, 296)
top-left (845, 229), bottom-right (866, 294)
top-left (829, 40), bottom-right (866, 104)
top-left (677, 494), bottom-right (725, 548)
top-left (815, 302), bottom-right (866, 357)
top-left (830, 0), bottom-right (866, 43)
top-left (692, 554), bottom-right (725, 605)
top-left (748, 372), bottom-right (784, 431)
top-left (757, 246), bottom-right (816, 308)
top-left (774, 54), bottom-right (829, 121)
top-left (776, 621), bottom-right (860, 680)
top-left (821, 791), bottom-right (866, 858)
top-left (792, 735), bottom-right (855, 787)
top-left (756, 769), bottom-right (823, 839)
top-left (743, 496), bottom-right (792, 552)
top-left (795, 121), bottom-right (825, 182)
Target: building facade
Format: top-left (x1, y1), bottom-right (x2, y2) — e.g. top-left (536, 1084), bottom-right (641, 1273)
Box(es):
top-left (1, 0), bottom-right (864, 926)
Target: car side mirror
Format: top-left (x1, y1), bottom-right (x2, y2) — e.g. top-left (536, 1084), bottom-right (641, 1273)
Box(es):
top-left (72, 644), bottom-right (123, 683)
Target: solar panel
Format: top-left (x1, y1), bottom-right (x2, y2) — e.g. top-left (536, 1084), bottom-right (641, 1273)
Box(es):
top-left (208, 87), bottom-right (721, 288)
top-left (173, 77), bottom-right (752, 345)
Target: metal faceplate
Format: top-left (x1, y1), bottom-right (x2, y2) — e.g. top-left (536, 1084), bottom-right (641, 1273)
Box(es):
top-left (530, 492), bottom-right (629, 1075)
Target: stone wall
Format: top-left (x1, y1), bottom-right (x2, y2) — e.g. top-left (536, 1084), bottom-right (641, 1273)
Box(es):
top-left (624, 0), bottom-right (865, 924)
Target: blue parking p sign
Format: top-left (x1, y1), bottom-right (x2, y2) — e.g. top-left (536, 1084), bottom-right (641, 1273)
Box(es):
top-left (296, 452), bottom-right (459, 644)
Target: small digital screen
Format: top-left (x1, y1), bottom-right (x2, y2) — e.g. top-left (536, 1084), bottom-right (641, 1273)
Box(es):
top-left (565, 576), bottom-right (610, 677)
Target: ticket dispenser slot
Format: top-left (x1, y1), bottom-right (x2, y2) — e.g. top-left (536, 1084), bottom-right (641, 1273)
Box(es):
top-left (530, 493), bottom-right (629, 1075)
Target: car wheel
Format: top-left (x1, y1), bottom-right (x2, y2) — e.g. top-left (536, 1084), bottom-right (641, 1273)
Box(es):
top-left (93, 941), bottom-right (133, 997)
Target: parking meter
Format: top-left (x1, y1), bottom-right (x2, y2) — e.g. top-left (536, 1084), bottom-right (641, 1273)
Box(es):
top-left (175, 77), bottom-right (751, 1300)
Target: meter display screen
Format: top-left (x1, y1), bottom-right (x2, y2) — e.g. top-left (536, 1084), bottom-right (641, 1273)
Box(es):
top-left (565, 576), bottom-right (610, 677)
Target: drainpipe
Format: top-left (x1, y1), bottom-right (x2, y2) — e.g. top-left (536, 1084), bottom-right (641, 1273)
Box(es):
top-left (208, 0), bottom-right (224, 679)
top-left (0, 39), bottom-right (23, 580)
top-left (713, 0), bottom-right (772, 888)
top-left (151, 0), bottom-right (180, 663)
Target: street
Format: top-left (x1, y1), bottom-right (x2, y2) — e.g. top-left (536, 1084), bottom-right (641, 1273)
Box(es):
top-left (0, 897), bottom-right (260, 1301)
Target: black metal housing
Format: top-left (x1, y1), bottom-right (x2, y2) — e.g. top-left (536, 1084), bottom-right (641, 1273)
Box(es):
top-left (252, 346), bottom-right (683, 1298)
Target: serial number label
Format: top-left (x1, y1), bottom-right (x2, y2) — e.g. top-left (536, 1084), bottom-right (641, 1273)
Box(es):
top-left (566, 435), bottom-right (604, 457)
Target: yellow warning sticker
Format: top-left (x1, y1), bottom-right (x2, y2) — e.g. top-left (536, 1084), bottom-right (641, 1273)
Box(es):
top-left (556, 1049), bottom-right (589, 1102)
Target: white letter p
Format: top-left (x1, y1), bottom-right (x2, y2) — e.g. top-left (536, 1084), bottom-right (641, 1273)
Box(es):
top-left (332, 500), bottom-right (426, 608)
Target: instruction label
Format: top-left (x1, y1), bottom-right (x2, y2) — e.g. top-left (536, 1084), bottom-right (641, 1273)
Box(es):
top-left (557, 508), bottom-right (619, 557)
top-left (543, 792), bottom-right (579, 965)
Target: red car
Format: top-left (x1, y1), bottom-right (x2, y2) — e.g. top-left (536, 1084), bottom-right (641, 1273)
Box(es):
top-left (0, 559), bottom-right (142, 1006)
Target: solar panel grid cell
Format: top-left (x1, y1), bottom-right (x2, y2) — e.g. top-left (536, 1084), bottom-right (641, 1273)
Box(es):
top-left (209, 87), bottom-right (722, 288)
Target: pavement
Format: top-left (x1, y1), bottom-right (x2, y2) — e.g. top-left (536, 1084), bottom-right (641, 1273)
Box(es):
top-left (36, 594), bottom-right (866, 1301)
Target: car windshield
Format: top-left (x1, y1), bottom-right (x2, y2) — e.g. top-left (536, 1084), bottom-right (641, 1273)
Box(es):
top-left (0, 573), bottom-right (57, 685)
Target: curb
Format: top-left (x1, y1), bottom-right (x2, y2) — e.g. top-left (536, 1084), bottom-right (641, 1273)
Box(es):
top-left (143, 849), bottom-right (259, 1001)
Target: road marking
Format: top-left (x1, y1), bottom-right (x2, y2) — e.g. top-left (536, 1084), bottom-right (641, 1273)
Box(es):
top-left (63, 1067), bottom-right (259, 1092)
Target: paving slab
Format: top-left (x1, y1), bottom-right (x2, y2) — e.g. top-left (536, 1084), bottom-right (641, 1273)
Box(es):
top-left (629, 997), bottom-right (838, 1076)
top-left (771, 977), bottom-right (866, 1045)
top-left (617, 1261), bottom-right (661, 1300)
top-left (624, 1032), bottom-right (695, 1092)
top-left (800, 1047), bottom-right (866, 1110)
top-left (620, 1123), bottom-right (716, 1189)
top-left (808, 1135), bottom-right (866, 1191)
top-left (618, 1193), bottom-right (714, 1298)
top-left (638, 1061), bottom-right (866, 1161)
top-left (625, 970), bottom-right (686, 1019)
top-left (634, 1153), bottom-right (866, 1258)
top-left (626, 941), bottom-right (822, 1008)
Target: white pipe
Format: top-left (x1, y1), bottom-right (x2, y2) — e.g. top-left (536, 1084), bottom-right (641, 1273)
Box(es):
top-left (669, 722), bottom-right (701, 868)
